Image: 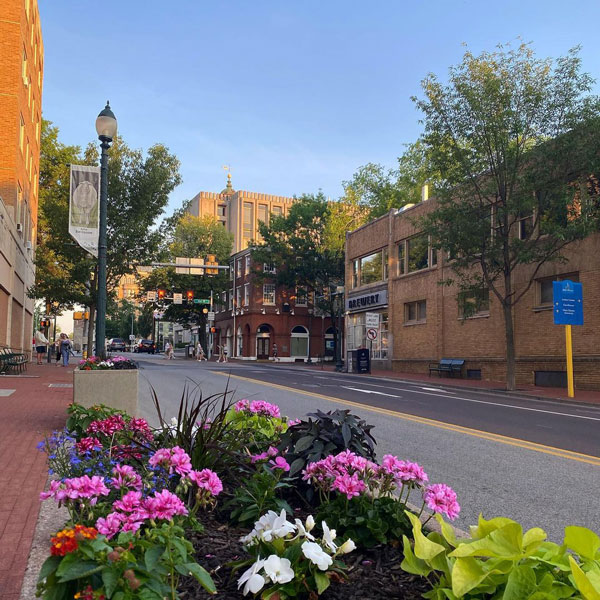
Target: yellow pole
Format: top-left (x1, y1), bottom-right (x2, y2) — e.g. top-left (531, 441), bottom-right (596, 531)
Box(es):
top-left (565, 324), bottom-right (574, 398)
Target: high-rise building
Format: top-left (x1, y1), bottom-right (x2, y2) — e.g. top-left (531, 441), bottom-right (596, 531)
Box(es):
top-left (187, 174), bottom-right (296, 253)
top-left (0, 0), bottom-right (43, 351)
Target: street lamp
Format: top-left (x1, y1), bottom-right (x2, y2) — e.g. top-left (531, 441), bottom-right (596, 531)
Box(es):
top-left (334, 286), bottom-right (345, 372)
top-left (94, 101), bottom-right (117, 359)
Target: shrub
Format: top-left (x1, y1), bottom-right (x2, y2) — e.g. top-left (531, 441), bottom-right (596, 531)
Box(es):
top-left (78, 355), bottom-right (138, 371)
top-left (401, 512), bottom-right (600, 599)
top-left (278, 409), bottom-right (377, 480)
top-left (66, 404), bottom-right (128, 438)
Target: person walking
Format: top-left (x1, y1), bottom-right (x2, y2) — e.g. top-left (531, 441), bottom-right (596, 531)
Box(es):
top-left (165, 341), bottom-right (174, 360)
top-left (216, 344), bottom-right (225, 363)
top-left (196, 341), bottom-right (207, 362)
top-left (59, 333), bottom-right (72, 367)
top-left (34, 328), bottom-right (49, 364)
top-left (272, 343), bottom-right (278, 362)
top-left (223, 345), bottom-right (228, 363)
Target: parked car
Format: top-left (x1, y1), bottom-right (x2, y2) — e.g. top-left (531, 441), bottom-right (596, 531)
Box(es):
top-left (134, 339), bottom-right (156, 354)
top-left (107, 338), bottom-right (127, 352)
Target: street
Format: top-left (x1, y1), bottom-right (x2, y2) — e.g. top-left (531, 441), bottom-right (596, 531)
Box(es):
top-left (136, 355), bottom-right (600, 542)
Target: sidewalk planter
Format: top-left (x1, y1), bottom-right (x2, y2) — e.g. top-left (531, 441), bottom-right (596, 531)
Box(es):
top-left (73, 367), bottom-right (139, 415)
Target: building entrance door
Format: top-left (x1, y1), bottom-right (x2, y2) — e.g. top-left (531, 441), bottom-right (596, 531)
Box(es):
top-left (257, 337), bottom-right (270, 359)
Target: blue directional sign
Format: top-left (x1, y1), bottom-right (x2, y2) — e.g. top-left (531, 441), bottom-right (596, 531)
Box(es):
top-left (553, 280), bottom-right (583, 326)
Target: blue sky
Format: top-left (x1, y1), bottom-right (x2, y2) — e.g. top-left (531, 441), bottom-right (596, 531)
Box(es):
top-left (39, 0), bottom-right (600, 215)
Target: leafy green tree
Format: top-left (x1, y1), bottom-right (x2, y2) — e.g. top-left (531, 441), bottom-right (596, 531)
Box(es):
top-left (250, 193), bottom-right (360, 357)
top-left (414, 43), bottom-right (600, 390)
top-left (105, 299), bottom-right (138, 340)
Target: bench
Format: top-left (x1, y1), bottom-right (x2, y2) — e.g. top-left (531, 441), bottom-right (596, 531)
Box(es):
top-left (428, 359), bottom-right (465, 378)
top-left (0, 348), bottom-right (28, 374)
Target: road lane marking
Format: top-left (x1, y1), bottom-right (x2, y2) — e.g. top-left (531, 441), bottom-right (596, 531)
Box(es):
top-left (421, 387), bottom-right (455, 393)
top-left (342, 386), bottom-right (402, 398)
top-left (215, 372), bottom-right (600, 466)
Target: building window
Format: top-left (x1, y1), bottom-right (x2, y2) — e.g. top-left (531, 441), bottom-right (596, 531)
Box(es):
top-left (360, 252), bottom-right (383, 285)
top-left (263, 263), bottom-right (276, 274)
top-left (244, 283), bottom-right (250, 306)
top-left (351, 259), bottom-right (359, 288)
top-left (228, 290), bottom-right (233, 310)
top-left (229, 262), bottom-right (234, 280)
top-left (295, 288), bottom-right (307, 306)
top-left (245, 255), bottom-right (250, 275)
top-left (19, 115), bottom-right (25, 153)
top-left (258, 204), bottom-right (268, 225)
top-left (236, 287), bottom-right (241, 308)
top-left (458, 288), bottom-right (490, 318)
top-left (263, 284), bottom-right (276, 305)
top-left (397, 242), bottom-right (405, 275)
top-left (290, 325), bottom-right (309, 357)
top-left (217, 204), bottom-right (226, 217)
top-left (383, 247), bottom-right (389, 280)
top-left (407, 235), bottom-right (429, 272)
top-left (271, 206), bottom-right (283, 218)
top-left (430, 242), bottom-right (438, 267)
top-left (236, 259), bottom-right (242, 278)
top-left (405, 300), bottom-right (427, 324)
top-left (16, 183), bottom-right (23, 225)
top-left (243, 202), bottom-right (254, 239)
top-left (537, 273), bottom-right (579, 307)
top-left (518, 212), bottom-right (534, 240)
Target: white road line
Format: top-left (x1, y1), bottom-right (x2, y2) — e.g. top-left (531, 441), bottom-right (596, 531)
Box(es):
top-left (342, 386), bottom-right (402, 399)
top-left (421, 387), bottom-right (455, 393)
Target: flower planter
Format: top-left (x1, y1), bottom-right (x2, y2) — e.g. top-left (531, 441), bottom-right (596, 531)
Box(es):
top-left (73, 368), bottom-right (139, 416)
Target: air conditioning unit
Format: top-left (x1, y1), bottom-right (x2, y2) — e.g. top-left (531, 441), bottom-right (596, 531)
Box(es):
top-left (16, 223), bottom-right (23, 233)
top-left (25, 240), bottom-right (32, 250)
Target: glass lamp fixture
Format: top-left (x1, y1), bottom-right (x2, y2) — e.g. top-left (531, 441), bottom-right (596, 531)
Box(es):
top-left (95, 101), bottom-right (117, 140)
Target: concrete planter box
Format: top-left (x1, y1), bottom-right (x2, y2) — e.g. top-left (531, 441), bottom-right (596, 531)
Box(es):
top-left (73, 368), bottom-right (139, 416)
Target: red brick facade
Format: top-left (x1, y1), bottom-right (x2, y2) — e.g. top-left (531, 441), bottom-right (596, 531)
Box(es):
top-left (345, 200), bottom-right (600, 390)
top-left (212, 249), bottom-right (337, 361)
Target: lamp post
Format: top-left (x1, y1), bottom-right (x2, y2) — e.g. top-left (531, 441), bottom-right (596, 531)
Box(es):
top-left (94, 101), bottom-right (117, 360)
top-left (334, 286), bottom-right (345, 372)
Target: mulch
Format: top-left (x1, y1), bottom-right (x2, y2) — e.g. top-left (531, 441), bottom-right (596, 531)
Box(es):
top-left (180, 511), bottom-right (430, 600)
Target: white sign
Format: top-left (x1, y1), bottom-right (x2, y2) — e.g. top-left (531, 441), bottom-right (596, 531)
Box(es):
top-left (207, 311), bottom-right (215, 321)
top-left (367, 328), bottom-right (378, 341)
top-left (69, 165), bottom-right (100, 257)
top-left (173, 293), bottom-right (183, 305)
top-left (129, 334), bottom-right (136, 340)
top-left (205, 324), bottom-right (210, 333)
top-left (365, 312), bottom-right (380, 327)
top-left (146, 291), bottom-right (156, 302)
top-left (175, 257), bottom-right (189, 274)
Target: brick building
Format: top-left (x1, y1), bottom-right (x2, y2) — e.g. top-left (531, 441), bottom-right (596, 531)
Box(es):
top-left (0, 0), bottom-right (43, 352)
top-left (345, 194), bottom-right (600, 389)
top-left (211, 248), bottom-right (336, 361)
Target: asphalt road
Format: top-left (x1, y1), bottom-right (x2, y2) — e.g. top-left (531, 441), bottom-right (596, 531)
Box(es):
top-left (135, 355), bottom-right (600, 542)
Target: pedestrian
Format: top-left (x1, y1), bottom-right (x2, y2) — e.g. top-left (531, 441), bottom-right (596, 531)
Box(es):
top-left (216, 344), bottom-right (225, 363)
top-left (34, 328), bottom-right (49, 364)
top-left (165, 341), bottom-right (174, 360)
top-left (196, 341), bottom-right (207, 362)
top-left (272, 343), bottom-right (278, 362)
top-left (223, 345), bottom-right (228, 363)
top-left (59, 333), bottom-right (72, 367)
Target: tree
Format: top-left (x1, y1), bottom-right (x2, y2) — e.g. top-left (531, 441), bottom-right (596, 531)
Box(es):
top-left (105, 299), bottom-right (137, 340)
top-left (30, 120), bottom-right (182, 351)
top-left (250, 193), bottom-right (362, 358)
top-left (138, 214), bottom-right (233, 331)
top-left (413, 43), bottom-right (600, 390)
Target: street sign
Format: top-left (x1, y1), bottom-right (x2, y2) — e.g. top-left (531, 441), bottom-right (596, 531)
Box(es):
top-left (146, 291), bottom-right (156, 302)
top-left (205, 324), bottom-right (210, 333)
top-left (365, 312), bottom-right (380, 328)
top-left (175, 257), bottom-right (190, 275)
top-left (190, 257), bottom-right (205, 275)
top-left (173, 293), bottom-right (183, 305)
top-left (553, 280), bottom-right (583, 326)
top-left (207, 312), bottom-right (215, 321)
top-left (193, 298), bottom-right (210, 305)
top-left (366, 328), bottom-right (378, 341)
top-left (129, 334), bottom-right (135, 340)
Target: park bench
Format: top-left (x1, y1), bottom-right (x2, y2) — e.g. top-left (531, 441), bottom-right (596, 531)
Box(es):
top-left (428, 358), bottom-right (465, 378)
top-left (0, 348), bottom-right (28, 374)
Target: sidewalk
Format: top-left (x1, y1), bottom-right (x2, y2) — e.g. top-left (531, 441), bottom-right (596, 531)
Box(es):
top-left (0, 361), bottom-right (75, 600)
top-left (258, 361), bottom-right (600, 405)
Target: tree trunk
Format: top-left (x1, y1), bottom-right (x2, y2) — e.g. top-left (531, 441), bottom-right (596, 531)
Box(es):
top-left (502, 301), bottom-right (516, 391)
top-left (87, 305), bottom-right (96, 358)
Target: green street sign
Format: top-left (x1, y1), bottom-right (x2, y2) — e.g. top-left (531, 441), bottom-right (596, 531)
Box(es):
top-left (193, 298), bottom-right (210, 304)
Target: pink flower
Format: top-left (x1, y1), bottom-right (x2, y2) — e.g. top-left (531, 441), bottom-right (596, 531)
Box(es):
top-left (62, 475), bottom-right (110, 502)
top-left (287, 419), bottom-right (301, 427)
top-left (267, 446), bottom-right (279, 457)
top-left (113, 490), bottom-right (142, 513)
top-left (332, 473), bottom-right (365, 499)
top-left (170, 447), bottom-right (192, 476)
top-left (424, 483), bottom-right (460, 521)
top-left (234, 399), bottom-right (250, 412)
top-left (111, 465), bottom-right (142, 490)
top-left (142, 489), bottom-right (188, 520)
top-left (269, 456), bottom-right (290, 472)
top-left (188, 469), bottom-right (223, 496)
top-left (87, 415), bottom-right (126, 436)
top-left (96, 512), bottom-right (123, 539)
top-left (76, 437), bottom-right (103, 453)
top-left (128, 418), bottom-right (153, 439)
top-left (40, 480), bottom-right (68, 502)
top-left (250, 452), bottom-right (269, 463)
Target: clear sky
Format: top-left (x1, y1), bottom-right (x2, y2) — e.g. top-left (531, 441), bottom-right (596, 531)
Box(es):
top-left (39, 0), bottom-right (600, 215)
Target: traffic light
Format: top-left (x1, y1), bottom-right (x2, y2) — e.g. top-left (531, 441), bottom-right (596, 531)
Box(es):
top-left (40, 318), bottom-right (51, 328)
top-left (186, 290), bottom-right (194, 303)
top-left (206, 254), bottom-right (218, 275)
top-left (210, 327), bottom-right (216, 333)
top-left (202, 308), bottom-right (208, 314)
top-left (157, 289), bottom-right (166, 300)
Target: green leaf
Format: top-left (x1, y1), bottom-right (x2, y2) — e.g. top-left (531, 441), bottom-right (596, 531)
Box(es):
top-left (401, 535), bottom-right (432, 576)
top-left (470, 515), bottom-right (516, 539)
top-left (289, 457), bottom-right (305, 477)
top-left (101, 567), bottom-right (119, 598)
top-left (315, 571), bottom-right (330, 594)
top-left (569, 556), bottom-right (600, 600)
top-left (406, 511), bottom-right (445, 561)
top-left (451, 557), bottom-right (490, 597)
top-left (450, 523), bottom-right (524, 559)
top-left (38, 555), bottom-right (62, 582)
top-left (565, 526), bottom-right (600, 561)
top-left (294, 435), bottom-right (315, 453)
top-left (435, 514), bottom-right (459, 548)
top-left (502, 564), bottom-right (537, 600)
top-left (522, 527), bottom-right (547, 551)
top-left (144, 545), bottom-right (165, 571)
top-left (170, 537), bottom-right (189, 561)
top-left (56, 557), bottom-right (103, 582)
top-left (178, 562), bottom-right (217, 594)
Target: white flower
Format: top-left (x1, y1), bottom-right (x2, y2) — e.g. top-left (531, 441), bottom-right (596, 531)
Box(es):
top-left (338, 539), bottom-right (356, 554)
top-left (321, 521), bottom-right (337, 552)
top-left (295, 518), bottom-right (315, 540)
top-left (238, 558), bottom-right (266, 595)
top-left (305, 515), bottom-right (315, 532)
top-left (261, 509), bottom-right (296, 542)
top-left (263, 555), bottom-right (294, 584)
top-left (302, 541), bottom-right (333, 571)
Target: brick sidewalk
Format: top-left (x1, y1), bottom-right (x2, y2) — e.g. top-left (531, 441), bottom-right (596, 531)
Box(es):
top-left (0, 361), bottom-right (75, 600)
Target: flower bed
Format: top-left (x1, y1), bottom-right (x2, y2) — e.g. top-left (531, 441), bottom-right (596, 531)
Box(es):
top-left (35, 394), bottom-right (600, 600)
top-left (78, 356), bottom-right (138, 370)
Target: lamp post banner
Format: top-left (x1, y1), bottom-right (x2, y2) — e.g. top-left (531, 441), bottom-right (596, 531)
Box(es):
top-left (69, 164), bottom-right (100, 257)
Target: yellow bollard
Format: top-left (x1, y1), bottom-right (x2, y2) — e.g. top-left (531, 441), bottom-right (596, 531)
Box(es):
top-left (565, 324), bottom-right (574, 398)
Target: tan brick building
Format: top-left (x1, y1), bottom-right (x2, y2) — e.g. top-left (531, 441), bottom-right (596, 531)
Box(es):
top-left (345, 196), bottom-right (600, 390)
top-left (0, 0), bottom-right (43, 352)
top-left (187, 174), bottom-right (295, 253)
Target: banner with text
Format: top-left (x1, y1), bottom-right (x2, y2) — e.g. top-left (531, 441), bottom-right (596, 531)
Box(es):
top-left (69, 164), bottom-right (100, 257)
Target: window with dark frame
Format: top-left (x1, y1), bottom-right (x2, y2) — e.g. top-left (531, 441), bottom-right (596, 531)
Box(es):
top-left (537, 273), bottom-right (579, 307)
top-left (405, 300), bottom-right (427, 324)
top-left (458, 288), bottom-right (490, 318)
top-left (407, 235), bottom-right (429, 272)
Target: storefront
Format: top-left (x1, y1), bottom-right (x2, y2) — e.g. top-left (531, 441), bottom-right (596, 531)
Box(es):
top-left (346, 288), bottom-right (389, 363)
